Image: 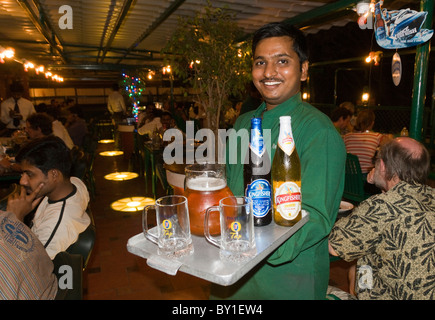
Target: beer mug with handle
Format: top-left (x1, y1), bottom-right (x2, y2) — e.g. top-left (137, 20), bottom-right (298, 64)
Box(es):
top-left (143, 195), bottom-right (193, 258)
top-left (205, 196), bottom-right (256, 263)
top-left (184, 163), bottom-right (233, 236)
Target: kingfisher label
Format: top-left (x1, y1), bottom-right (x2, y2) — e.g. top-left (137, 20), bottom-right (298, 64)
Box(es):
top-left (278, 130), bottom-right (295, 157)
top-left (275, 182), bottom-right (301, 220)
top-left (246, 179), bottom-right (272, 218)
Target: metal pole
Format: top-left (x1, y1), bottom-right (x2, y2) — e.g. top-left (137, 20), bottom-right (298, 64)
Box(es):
top-left (410, 0), bottom-right (433, 141)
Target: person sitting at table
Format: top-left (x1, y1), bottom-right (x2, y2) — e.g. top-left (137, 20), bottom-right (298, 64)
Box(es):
top-left (45, 108), bottom-right (75, 149)
top-left (137, 107), bottom-right (163, 136)
top-left (330, 106), bottom-right (352, 135)
top-left (0, 82), bottom-right (36, 136)
top-left (161, 111), bottom-right (185, 138)
top-left (64, 106), bottom-right (88, 148)
top-left (343, 109), bottom-right (389, 176)
top-left (0, 210), bottom-right (58, 299)
top-left (329, 137), bottom-right (434, 300)
top-left (6, 136), bottom-right (90, 259)
top-left (339, 101), bottom-right (356, 134)
top-left (25, 112), bottom-right (74, 149)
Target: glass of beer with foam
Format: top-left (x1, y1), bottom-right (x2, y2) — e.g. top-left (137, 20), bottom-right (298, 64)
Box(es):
top-left (184, 163), bottom-right (233, 236)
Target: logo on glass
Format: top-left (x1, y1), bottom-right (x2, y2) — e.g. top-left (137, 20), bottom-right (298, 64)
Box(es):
top-left (162, 219), bottom-right (173, 238)
top-left (230, 222), bottom-right (242, 240)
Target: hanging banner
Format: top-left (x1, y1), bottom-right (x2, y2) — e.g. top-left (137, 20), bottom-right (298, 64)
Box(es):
top-left (374, 1), bottom-right (433, 49)
top-left (391, 52), bottom-right (402, 86)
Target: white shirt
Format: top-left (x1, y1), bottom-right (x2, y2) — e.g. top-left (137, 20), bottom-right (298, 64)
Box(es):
top-left (137, 117), bottom-right (162, 136)
top-left (107, 91), bottom-right (126, 114)
top-left (31, 177), bottom-right (90, 259)
top-left (52, 120), bottom-right (74, 149)
top-left (1, 97), bottom-right (36, 129)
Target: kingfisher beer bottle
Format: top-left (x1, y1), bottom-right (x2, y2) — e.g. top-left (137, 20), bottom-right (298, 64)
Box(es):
top-left (272, 116), bottom-right (302, 227)
top-left (244, 118), bottom-right (272, 226)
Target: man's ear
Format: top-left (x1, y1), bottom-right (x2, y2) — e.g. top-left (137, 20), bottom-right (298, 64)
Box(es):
top-left (379, 159), bottom-right (386, 174)
top-left (49, 169), bottom-right (59, 180)
top-left (300, 60), bottom-right (309, 81)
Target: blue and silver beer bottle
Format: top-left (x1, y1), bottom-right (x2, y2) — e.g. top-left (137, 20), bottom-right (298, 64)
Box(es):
top-left (244, 117), bottom-right (272, 226)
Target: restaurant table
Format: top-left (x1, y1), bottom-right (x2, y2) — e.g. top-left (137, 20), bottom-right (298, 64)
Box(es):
top-left (127, 210), bottom-right (309, 286)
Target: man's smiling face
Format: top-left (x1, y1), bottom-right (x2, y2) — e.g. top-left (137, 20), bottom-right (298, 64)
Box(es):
top-left (252, 36), bottom-right (308, 111)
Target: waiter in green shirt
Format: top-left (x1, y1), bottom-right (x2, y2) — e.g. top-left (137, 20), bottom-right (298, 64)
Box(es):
top-left (212, 22), bottom-right (346, 299)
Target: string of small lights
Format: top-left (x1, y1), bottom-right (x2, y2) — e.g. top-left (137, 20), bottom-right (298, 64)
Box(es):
top-left (121, 73), bottom-right (145, 120)
top-left (0, 45), bottom-right (64, 82)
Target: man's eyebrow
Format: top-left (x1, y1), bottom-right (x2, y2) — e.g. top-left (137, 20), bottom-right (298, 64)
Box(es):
top-left (253, 53), bottom-right (292, 60)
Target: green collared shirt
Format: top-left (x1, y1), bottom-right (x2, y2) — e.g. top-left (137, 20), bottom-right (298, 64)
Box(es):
top-left (220, 93), bottom-right (346, 299)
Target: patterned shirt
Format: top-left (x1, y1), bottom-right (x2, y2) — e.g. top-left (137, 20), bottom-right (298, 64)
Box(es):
top-left (343, 131), bottom-right (383, 173)
top-left (0, 211), bottom-right (58, 300)
top-left (330, 181), bottom-right (435, 300)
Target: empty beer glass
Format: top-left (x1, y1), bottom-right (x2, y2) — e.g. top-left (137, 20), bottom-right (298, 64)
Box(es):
top-left (205, 196), bottom-right (256, 263)
top-left (142, 195), bottom-right (193, 258)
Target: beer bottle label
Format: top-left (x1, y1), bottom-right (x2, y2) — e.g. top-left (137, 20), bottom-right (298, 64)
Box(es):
top-left (278, 130), bottom-right (295, 157)
top-left (275, 182), bottom-right (301, 220)
top-left (246, 179), bottom-right (272, 218)
top-left (250, 127), bottom-right (265, 158)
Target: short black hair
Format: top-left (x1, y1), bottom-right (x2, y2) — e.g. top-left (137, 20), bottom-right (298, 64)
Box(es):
top-left (331, 107), bottom-right (352, 122)
top-left (252, 22), bottom-right (308, 64)
top-left (161, 111), bottom-right (173, 119)
top-left (16, 136), bottom-right (72, 178)
top-left (26, 113), bottom-right (54, 136)
top-left (68, 106), bottom-right (84, 118)
top-left (10, 82), bottom-right (24, 93)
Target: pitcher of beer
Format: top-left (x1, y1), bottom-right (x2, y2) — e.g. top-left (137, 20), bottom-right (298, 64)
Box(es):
top-left (184, 163), bottom-right (233, 236)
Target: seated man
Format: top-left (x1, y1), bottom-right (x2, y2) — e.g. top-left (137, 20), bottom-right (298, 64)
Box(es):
top-left (6, 136), bottom-right (90, 259)
top-left (329, 137), bottom-right (434, 300)
top-left (330, 106), bottom-right (352, 135)
top-left (64, 106), bottom-right (88, 147)
top-left (26, 112), bottom-right (74, 149)
top-left (161, 111), bottom-right (186, 142)
top-left (0, 210), bottom-right (58, 299)
top-left (137, 107), bottom-right (163, 136)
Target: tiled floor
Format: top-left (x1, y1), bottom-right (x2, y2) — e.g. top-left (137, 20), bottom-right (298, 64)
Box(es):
top-left (83, 141), bottom-right (351, 300)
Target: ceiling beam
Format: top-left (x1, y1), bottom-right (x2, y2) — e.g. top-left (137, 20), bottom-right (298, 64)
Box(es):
top-left (46, 64), bottom-right (154, 71)
top-left (0, 38), bottom-right (158, 55)
top-left (99, 0), bottom-right (134, 64)
top-left (282, 0), bottom-right (359, 28)
top-left (16, 0), bottom-right (68, 63)
top-left (115, 0), bottom-right (186, 64)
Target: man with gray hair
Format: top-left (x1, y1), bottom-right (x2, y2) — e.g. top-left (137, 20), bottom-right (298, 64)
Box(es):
top-left (329, 137), bottom-right (434, 299)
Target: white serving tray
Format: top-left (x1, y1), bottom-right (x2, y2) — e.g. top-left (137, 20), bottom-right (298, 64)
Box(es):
top-left (127, 210), bottom-right (309, 286)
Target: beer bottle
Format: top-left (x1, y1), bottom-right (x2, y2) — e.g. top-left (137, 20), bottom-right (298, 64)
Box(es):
top-left (375, 2), bottom-right (386, 40)
top-left (272, 116), bottom-right (302, 227)
top-left (244, 118), bottom-right (272, 226)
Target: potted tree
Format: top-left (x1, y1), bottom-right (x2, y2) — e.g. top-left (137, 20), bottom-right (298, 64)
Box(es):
top-left (162, 3), bottom-right (252, 138)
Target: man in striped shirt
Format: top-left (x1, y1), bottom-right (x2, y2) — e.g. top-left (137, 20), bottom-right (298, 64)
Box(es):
top-left (0, 211), bottom-right (57, 300)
